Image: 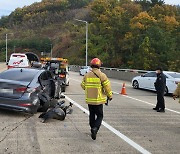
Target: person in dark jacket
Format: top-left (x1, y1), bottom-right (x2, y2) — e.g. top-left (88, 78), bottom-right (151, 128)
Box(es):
top-left (153, 68), bottom-right (166, 112)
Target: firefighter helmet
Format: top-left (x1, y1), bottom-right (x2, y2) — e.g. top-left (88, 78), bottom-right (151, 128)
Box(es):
top-left (90, 58), bottom-right (102, 68)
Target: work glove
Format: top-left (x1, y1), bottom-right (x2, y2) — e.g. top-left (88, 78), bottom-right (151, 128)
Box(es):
top-left (105, 97), bottom-right (112, 106)
top-left (108, 97), bottom-right (112, 101)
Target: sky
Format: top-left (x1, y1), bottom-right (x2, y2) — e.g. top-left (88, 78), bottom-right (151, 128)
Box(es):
top-left (0, 0), bottom-right (179, 18)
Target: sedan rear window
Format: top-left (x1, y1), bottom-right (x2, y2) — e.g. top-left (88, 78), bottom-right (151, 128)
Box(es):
top-left (0, 69), bottom-right (39, 82)
top-left (168, 73), bottom-right (180, 78)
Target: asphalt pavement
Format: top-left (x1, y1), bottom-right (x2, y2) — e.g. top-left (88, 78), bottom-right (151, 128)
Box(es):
top-left (0, 67), bottom-right (179, 154)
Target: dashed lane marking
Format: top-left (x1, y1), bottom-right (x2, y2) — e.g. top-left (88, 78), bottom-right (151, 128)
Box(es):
top-left (64, 95), bottom-right (151, 154)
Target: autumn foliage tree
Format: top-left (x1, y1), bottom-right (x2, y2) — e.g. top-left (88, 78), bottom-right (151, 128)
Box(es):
top-left (0, 0), bottom-right (179, 71)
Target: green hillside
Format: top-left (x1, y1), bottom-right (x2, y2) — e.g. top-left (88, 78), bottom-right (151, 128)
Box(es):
top-left (0, 0), bottom-right (179, 71)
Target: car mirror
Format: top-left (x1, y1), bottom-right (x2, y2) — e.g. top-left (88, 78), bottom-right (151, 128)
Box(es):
top-left (141, 74), bottom-right (145, 77)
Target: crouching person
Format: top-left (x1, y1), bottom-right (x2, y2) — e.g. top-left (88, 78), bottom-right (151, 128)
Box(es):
top-left (81, 58), bottom-right (112, 140)
top-left (173, 83), bottom-right (180, 103)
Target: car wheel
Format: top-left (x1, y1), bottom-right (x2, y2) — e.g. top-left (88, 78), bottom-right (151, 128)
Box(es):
top-left (66, 81), bottom-right (69, 86)
top-left (164, 86), bottom-right (168, 95)
top-left (61, 86), bottom-right (66, 92)
top-left (133, 80), bottom-right (139, 89)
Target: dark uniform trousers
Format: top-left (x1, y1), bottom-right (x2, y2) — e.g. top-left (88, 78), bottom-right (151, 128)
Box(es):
top-left (88, 104), bottom-right (103, 130)
top-left (156, 91), bottom-right (165, 109)
top-left (154, 72), bottom-right (166, 110)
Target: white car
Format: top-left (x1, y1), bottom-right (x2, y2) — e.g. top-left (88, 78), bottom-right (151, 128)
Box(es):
top-left (8, 53), bottom-right (30, 69)
top-left (79, 66), bottom-right (91, 76)
top-left (132, 71), bottom-right (180, 94)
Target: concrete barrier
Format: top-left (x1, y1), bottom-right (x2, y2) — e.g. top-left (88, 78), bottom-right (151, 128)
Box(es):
top-left (69, 65), bottom-right (147, 82)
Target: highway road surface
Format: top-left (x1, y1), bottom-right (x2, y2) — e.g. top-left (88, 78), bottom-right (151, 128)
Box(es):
top-left (0, 67), bottom-right (180, 154)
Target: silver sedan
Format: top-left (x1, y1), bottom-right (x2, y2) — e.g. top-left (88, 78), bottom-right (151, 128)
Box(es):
top-left (0, 68), bottom-right (61, 114)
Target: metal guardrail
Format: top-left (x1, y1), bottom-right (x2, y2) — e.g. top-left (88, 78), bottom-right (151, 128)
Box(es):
top-left (69, 65), bottom-right (148, 81)
top-left (0, 62), bottom-right (147, 81)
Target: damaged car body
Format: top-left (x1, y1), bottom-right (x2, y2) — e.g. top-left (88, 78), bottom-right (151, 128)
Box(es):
top-left (0, 68), bottom-right (63, 114)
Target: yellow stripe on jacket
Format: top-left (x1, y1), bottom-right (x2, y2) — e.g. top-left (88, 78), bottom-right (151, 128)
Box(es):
top-left (81, 68), bottom-right (112, 105)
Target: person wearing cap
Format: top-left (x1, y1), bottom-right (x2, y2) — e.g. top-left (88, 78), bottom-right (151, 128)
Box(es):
top-left (81, 58), bottom-right (112, 140)
top-left (153, 68), bottom-right (166, 112)
top-left (173, 83), bottom-right (180, 103)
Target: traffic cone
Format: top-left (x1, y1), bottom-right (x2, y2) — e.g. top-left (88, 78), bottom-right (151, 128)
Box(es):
top-left (120, 83), bottom-right (127, 95)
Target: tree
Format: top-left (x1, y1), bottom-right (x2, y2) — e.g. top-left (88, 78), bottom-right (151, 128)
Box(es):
top-left (130, 11), bottom-right (157, 31)
top-left (150, 0), bottom-right (164, 7)
top-left (136, 36), bottom-right (156, 70)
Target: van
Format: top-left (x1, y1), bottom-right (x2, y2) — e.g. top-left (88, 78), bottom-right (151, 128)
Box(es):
top-left (8, 53), bottom-right (30, 69)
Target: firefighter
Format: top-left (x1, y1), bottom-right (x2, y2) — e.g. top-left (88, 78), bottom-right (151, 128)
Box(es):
top-left (153, 68), bottom-right (166, 112)
top-left (173, 83), bottom-right (180, 103)
top-left (81, 58), bottom-right (112, 140)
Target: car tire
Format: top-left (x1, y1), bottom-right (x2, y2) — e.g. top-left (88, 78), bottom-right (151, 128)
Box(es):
top-left (66, 81), bottom-right (69, 86)
top-left (133, 80), bottom-right (139, 89)
top-left (61, 86), bottom-right (66, 92)
top-left (164, 86), bottom-right (168, 95)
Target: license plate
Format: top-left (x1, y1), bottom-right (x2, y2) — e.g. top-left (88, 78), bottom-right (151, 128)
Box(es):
top-left (0, 89), bottom-right (13, 94)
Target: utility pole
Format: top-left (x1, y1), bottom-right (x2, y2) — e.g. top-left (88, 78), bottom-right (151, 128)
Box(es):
top-left (74, 19), bottom-right (88, 66)
top-left (5, 33), bottom-right (13, 65)
top-left (5, 34), bottom-right (7, 64)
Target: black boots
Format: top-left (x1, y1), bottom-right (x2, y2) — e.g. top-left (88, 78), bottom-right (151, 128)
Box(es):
top-left (157, 108), bottom-right (165, 112)
top-left (153, 107), bottom-right (165, 112)
top-left (91, 127), bottom-right (98, 140)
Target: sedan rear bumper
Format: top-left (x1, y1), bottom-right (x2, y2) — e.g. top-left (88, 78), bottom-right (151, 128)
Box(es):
top-left (0, 97), bottom-right (39, 114)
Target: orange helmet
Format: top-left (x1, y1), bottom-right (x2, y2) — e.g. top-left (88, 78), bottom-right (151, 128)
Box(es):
top-left (90, 58), bottom-right (102, 67)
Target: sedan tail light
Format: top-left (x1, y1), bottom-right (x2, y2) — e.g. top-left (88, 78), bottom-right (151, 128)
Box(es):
top-left (14, 87), bottom-right (37, 94)
top-left (15, 87), bottom-right (27, 93)
top-left (19, 103), bottom-right (32, 107)
top-left (59, 74), bottom-right (65, 78)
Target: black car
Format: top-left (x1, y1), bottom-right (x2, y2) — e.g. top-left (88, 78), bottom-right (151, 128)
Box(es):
top-left (0, 68), bottom-right (61, 114)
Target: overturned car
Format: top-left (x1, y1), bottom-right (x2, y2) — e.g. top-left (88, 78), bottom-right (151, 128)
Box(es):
top-left (0, 67), bottom-right (64, 114)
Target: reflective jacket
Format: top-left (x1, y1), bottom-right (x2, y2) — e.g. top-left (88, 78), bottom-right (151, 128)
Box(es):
top-left (81, 68), bottom-right (112, 105)
top-left (173, 83), bottom-right (180, 103)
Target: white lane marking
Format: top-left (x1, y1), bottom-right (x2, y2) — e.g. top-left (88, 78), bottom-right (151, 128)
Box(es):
top-left (70, 78), bottom-right (180, 115)
top-left (113, 91), bottom-right (180, 115)
top-left (65, 95), bottom-right (151, 154)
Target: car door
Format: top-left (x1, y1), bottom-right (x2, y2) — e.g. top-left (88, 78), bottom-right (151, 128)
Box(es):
top-left (139, 72), bottom-right (155, 89)
top-left (149, 72), bottom-right (157, 90)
